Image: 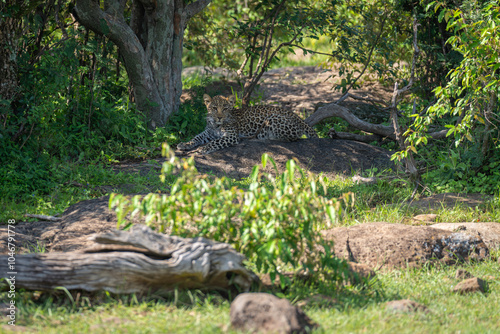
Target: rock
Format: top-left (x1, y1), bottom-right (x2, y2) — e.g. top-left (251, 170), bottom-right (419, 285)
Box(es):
top-left (230, 293), bottom-right (317, 334)
top-left (412, 214), bottom-right (437, 222)
top-left (429, 223), bottom-right (500, 251)
top-left (322, 223), bottom-right (489, 270)
top-left (385, 299), bottom-right (430, 313)
top-left (0, 196), bottom-right (144, 254)
top-left (452, 277), bottom-right (486, 294)
top-left (455, 269), bottom-right (474, 280)
top-left (346, 262), bottom-right (377, 285)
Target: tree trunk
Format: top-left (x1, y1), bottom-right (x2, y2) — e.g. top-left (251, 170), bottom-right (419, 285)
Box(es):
top-left (0, 1), bottom-right (21, 102)
top-left (74, 0), bottom-right (212, 129)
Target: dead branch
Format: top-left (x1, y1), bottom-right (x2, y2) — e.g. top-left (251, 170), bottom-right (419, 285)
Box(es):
top-left (306, 103), bottom-right (396, 138)
top-left (338, 12), bottom-right (388, 100)
top-left (24, 214), bottom-right (62, 222)
top-left (328, 129), bottom-right (382, 143)
top-left (0, 225), bottom-right (257, 294)
top-left (306, 101), bottom-right (447, 142)
top-left (337, 92), bottom-right (389, 107)
top-left (306, 16), bottom-right (448, 152)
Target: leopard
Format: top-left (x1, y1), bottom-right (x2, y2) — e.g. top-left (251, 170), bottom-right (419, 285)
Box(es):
top-left (177, 94), bottom-right (318, 154)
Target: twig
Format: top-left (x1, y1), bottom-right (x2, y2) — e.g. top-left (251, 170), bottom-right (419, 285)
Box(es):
top-left (25, 214), bottom-right (62, 222)
top-left (19, 123), bottom-right (35, 150)
top-left (336, 11), bottom-right (388, 101)
top-left (288, 44), bottom-right (339, 58)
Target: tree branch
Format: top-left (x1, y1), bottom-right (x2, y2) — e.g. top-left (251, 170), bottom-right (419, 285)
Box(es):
top-left (306, 103), bottom-right (396, 138)
top-left (184, 0), bottom-right (213, 21)
top-left (338, 12), bottom-right (388, 100)
top-left (306, 101), bottom-right (446, 142)
top-left (337, 92), bottom-right (389, 107)
top-left (288, 44), bottom-right (339, 58)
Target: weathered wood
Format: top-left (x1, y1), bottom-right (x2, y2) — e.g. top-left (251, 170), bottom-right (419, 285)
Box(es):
top-left (0, 226), bottom-right (257, 294)
top-left (306, 100), bottom-right (448, 141)
top-left (24, 214), bottom-right (62, 222)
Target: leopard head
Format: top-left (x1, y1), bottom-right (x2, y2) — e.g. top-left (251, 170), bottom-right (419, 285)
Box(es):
top-left (203, 94), bottom-right (236, 126)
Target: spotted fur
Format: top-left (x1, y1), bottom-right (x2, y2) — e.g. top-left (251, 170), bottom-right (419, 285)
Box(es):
top-left (177, 94), bottom-right (318, 154)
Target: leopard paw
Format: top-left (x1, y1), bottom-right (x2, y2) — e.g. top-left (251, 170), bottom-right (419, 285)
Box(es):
top-left (199, 145), bottom-right (215, 155)
top-left (177, 141), bottom-right (194, 151)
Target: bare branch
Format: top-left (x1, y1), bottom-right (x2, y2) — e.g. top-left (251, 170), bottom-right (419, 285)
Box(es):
top-left (390, 17), bottom-right (420, 179)
top-left (254, 0), bottom-right (286, 79)
top-left (338, 12), bottom-right (388, 100)
top-left (237, 54), bottom-right (250, 78)
top-left (288, 44), bottom-right (339, 58)
top-left (243, 24), bottom-right (303, 105)
top-left (329, 129), bottom-right (383, 143)
top-left (306, 100), bottom-right (446, 144)
top-left (306, 103), bottom-right (396, 138)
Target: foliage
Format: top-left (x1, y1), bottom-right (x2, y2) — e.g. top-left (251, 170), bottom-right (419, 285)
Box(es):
top-left (110, 145), bottom-right (351, 282)
top-left (0, 2), bottom-right (212, 202)
top-left (403, 1), bottom-right (500, 193)
top-left (321, 0), bottom-right (410, 92)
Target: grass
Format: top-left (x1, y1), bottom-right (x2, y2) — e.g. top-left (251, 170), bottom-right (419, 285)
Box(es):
top-left (2, 159), bottom-right (500, 225)
top-left (6, 259), bottom-right (499, 333)
top-left (0, 159), bottom-right (169, 223)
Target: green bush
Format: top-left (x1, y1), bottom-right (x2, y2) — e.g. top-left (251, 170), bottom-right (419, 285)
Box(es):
top-left (110, 145), bottom-right (351, 283)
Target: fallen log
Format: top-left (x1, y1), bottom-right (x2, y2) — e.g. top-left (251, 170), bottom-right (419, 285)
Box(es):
top-left (1, 225), bottom-right (257, 294)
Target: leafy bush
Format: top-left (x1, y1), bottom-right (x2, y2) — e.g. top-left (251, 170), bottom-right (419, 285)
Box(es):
top-left (404, 1), bottom-right (500, 194)
top-left (110, 145), bottom-right (351, 282)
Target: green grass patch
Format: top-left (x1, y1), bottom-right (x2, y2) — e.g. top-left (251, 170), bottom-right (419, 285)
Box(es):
top-left (8, 260), bottom-right (499, 333)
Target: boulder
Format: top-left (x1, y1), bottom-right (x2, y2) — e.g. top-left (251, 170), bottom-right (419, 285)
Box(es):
top-left (230, 293), bottom-right (316, 334)
top-left (322, 222), bottom-right (489, 270)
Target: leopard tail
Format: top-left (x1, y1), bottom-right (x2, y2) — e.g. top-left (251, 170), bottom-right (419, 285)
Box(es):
top-left (303, 124), bottom-right (318, 138)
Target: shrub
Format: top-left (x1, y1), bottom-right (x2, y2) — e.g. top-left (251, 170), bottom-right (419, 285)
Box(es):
top-left (110, 144), bottom-right (351, 283)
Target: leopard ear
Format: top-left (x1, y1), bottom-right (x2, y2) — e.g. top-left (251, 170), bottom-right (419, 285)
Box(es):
top-left (227, 95), bottom-right (236, 105)
top-left (203, 94), bottom-right (212, 106)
